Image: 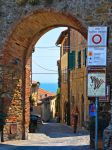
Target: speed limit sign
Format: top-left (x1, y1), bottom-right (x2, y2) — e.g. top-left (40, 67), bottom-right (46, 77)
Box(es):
top-left (88, 27), bottom-right (107, 46)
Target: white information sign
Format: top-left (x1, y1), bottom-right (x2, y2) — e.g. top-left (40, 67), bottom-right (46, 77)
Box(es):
top-left (87, 47), bottom-right (107, 66)
top-left (88, 72), bottom-right (106, 97)
top-left (88, 27), bottom-right (107, 47)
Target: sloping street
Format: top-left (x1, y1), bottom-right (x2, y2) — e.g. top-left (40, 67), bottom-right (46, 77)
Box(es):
top-left (0, 123), bottom-right (90, 150)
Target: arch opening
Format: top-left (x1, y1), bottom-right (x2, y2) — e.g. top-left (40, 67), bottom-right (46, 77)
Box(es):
top-left (1, 9), bottom-right (88, 142)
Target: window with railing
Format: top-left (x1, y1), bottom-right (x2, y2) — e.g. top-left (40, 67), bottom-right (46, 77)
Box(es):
top-left (61, 68), bottom-right (68, 83)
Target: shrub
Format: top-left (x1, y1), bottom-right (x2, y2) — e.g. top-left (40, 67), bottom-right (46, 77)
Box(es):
top-left (28, 0), bottom-right (40, 5)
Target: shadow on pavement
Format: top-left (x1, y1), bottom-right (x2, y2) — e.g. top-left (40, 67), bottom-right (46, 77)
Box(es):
top-left (0, 144), bottom-right (91, 150)
top-left (38, 123), bottom-right (89, 138)
top-left (45, 132), bottom-right (89, 138)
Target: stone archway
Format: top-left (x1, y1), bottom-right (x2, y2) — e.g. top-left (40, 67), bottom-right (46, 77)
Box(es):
top-left (0, 0), bottom-right (112, 142)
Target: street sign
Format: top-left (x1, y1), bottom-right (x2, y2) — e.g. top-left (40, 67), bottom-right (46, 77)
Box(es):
top-left (88, 27), bottom-right (107, 47)
top-left (87, 47), bottom-right (107, 66)
top-left (87, 71), bottom-right (106, 97)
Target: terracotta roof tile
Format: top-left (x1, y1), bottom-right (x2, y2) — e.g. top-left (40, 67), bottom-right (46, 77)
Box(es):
top-left (38, 88), bottom-right (55, 97)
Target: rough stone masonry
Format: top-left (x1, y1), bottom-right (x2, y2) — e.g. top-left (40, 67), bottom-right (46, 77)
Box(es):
top-left (0, 0), bottom-right (112, 148)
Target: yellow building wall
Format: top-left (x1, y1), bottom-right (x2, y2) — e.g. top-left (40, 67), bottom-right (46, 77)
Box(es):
top-left (50, 98), bottom-right (56, 119)
top-left (70, 29), bottom-right (89, 129)
top-left (60, 39), bottom-right (68, 123)
top-left (61, 53), bottom-right (68, 69)
top-left (59, 28), bottom-right (89, 127)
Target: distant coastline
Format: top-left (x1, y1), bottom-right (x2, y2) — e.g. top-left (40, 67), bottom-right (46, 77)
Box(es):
top-left (39, 83), bottom-right (58, 93)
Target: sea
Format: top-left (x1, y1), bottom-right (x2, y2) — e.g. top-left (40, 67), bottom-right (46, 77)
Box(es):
top-left (39, 83), bottom-right (58, 93)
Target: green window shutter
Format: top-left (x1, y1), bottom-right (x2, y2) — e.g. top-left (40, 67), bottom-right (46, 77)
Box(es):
top-left (72, 51), bottom-right (75, 69)
top-left (68, 51), bottom-right (75, 70)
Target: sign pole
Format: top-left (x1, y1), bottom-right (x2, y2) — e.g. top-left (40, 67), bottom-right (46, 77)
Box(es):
top-left (95, 97), bottom-right (99, 150)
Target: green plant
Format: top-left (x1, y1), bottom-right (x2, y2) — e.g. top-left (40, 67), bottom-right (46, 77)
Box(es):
top-left (55, 88), bottom-right (60, 113)
top-left (16, 0), bottom-right (28, 5)
top-left (28, 0), bottom-right (40, 5)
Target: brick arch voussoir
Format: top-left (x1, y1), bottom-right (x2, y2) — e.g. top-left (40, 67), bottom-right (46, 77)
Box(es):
top-left (3, 8), bottom-right (87, 63)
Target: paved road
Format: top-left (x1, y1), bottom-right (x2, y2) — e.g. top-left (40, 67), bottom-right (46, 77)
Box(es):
top-left (0, 123), bottom-right (90, 150)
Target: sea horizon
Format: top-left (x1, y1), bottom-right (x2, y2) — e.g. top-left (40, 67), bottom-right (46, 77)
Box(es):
top-left (39, 83), bottom-right (58, 93)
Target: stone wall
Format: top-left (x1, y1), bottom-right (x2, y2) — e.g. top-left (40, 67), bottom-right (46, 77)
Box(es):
top-left (0, 0), bottom-right (112, 142)
top-left (0, 62), bottom-right (24, 141)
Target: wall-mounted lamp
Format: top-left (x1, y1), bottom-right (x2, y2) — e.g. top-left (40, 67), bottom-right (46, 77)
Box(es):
top-left (32, 47), bottom-right (35, 53)
top-left (12, 58), bottom-right (19, 65)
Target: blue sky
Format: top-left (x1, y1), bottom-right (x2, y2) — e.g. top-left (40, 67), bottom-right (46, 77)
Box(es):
top-left (32, 27), bottom-right (66, 83)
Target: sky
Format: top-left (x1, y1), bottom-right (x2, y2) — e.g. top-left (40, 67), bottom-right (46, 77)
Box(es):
top-left (32, 27), bottom-right (66, 83)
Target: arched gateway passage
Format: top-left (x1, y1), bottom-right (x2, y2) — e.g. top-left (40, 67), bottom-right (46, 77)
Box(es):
top-left (0, 1), bottom-right (112, 143)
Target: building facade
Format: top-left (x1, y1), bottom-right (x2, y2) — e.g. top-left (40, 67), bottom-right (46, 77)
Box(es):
top-left (69, 29), bottom-right (89, 128)
top-left (56, 30), bottom-right (70, 124)
top-left (37, 88), bottom-right (56, 122)
top-left (31, 81), bottom-right (40, 115)
top-left (56, 28), bottom-right (89, 129)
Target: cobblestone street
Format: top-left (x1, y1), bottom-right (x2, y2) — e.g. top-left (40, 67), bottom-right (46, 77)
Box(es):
top-left (0, 123), bottom-right (90, 150)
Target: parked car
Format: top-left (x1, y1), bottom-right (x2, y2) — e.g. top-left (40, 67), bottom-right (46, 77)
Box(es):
top-left (30, 114), bottom-right (42, 124)
top-left (29, 114), bottom-right (42, 132)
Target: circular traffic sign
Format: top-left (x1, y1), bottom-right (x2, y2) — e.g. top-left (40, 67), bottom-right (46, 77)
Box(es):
top-left (92, 34), bottom-right (102, 44)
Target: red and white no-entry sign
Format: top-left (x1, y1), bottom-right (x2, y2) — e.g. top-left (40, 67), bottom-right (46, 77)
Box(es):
top-left (92, 34), bottom-right (102, 44)
top-left (87, 27), bottom-right (107, 67)
top-left (88, 27), bottom-right (107, 46)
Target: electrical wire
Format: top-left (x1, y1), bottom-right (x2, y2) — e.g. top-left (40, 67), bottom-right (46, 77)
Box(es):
top-left (35, 40), bottom-right (86, 49)
top-left (33, 60), bottom-right (58, 72)
top-left (32, 73), bottom-right (58, 74)
top-left (32, 55), bottom-right (59, 58)
top-left (35, 46), bottom-right (58, 48)
top-left (34, 40), bottom-right (86, 50)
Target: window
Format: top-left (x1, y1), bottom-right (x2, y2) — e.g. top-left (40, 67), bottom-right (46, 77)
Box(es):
top-left (78, 51), bottom-right (81, 68)
top-left (32, 88), bottom-right (36, 93)
top-left (63, 37), bottom-right (68, 55)
top-left (68, 51), bottom-right (75, 70)
top-left (83, 48), bottom-right (87, 66)
top-left (62, 68), bottom-right (68, 83)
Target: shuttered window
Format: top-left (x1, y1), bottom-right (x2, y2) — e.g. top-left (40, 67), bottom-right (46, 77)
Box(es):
top-left (83, 48), bottom-right (87, 66)
top-left (78, 51), bottom-right (81, 68)
top-left (68, 51), bottom-right (75, 70)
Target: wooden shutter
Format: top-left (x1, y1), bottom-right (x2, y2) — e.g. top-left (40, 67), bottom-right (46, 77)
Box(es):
top-left (68, 51), bottom-right (75, 70)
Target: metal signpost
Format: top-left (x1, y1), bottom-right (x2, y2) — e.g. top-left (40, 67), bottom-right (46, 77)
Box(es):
top-left (95, 97), bottom-right (99, 150)
top-left (87, 26), bottom-right (107, 150)
top-left (87, 69), bottom-right (106, 149)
